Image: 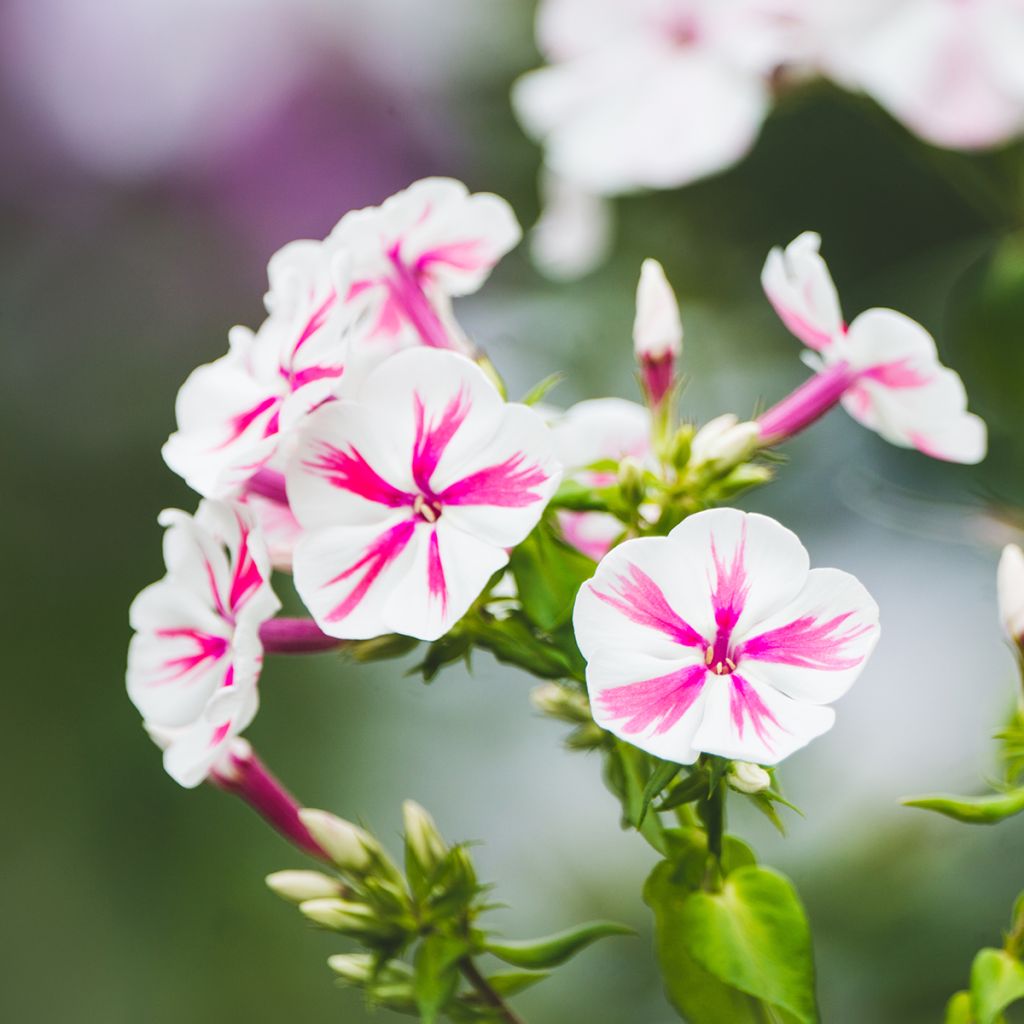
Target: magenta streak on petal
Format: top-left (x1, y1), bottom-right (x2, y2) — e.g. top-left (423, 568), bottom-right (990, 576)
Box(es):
top-left (209, 721), bottom-right (232, 747)
top-left (228, 519), bottom-right (265, 613)
top-left (415, 239), bottom-right (484, 275)
top-left (593, 564), bottom-right (706, 648)
top-left (259, 617), bottom-right (345, 654)
top-left (204, 558), bottom-right (230, 620)
top-left (427, 529), bottom-right (448, 615)
top-left (737, 611), bottom-right (871, 671)
top-left (218, 395), bottom-right (281, 449)
top-left (908, 430), bottom-right (953, 461)
top-left (758, 361), bottom-right (856, 445)
top-left (386, 246), bottom-right (457, 350)
top-left (766, 290), bottom-right (835, 351)
top-left (860, 358), bottom-right (933, 389)
top-left (153, 628), bottom-right (228, 683)
top-left (222, 663), bottom-right (235, 688)
top-left (210, 745), bottom-right (328, 861)
top-left (439, 454), bottom-right (549, 508)
top-left (729, 673), bottom-right (781, 747)
top-left (247, 468), bottom-right (289, 505)
top-left (323, 518), bottom-right (417, 623)
top-left (304, 442), bottom-right (414, 507)
top-left (289, 289), bottom-right (337, 363)
top-left (599, 663), bottom-right (707, 735)
top-left (709, 526), bottom-right (748, 636)
top-left (288, 364), bottom-right (345, 389)
top-left (412, 388), bottom-right (470, 493)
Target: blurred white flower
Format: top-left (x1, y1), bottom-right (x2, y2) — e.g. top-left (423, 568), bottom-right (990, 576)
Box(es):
top-left (998, 543), bottom-right (1024, 647)
top-left (529, 170), bottom-right (613, 281)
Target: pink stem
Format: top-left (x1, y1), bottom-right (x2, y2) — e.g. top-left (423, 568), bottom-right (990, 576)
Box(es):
top-left (757, 361), bottom-right (856, 445)
top-left (210, 742), bottom-right (328, 862)
top-left (387, 252), bottom-right (458, 351)
top-left (260, 617), bottom-right (345, 654)
top-left (247, 468), bottom-right (289, 505)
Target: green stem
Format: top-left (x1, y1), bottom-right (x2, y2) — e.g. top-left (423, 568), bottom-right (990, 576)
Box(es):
top-left (458, 958), bottom-right (526, 1024)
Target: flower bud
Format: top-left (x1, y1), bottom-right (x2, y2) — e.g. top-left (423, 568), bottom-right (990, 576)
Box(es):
top-left (633, 258), bottom-right (682, 407)
top-left (999, 544), bottom-right (1024, 649)
top-left (266, 869), bottom-right (345, 904)
top-left (326, 953), bottom-right (375, 984)
top-left (617, 455), bottom-right (646, 509)
top-left (402, 801), bottom-right (447, 873)
top-left (531, 683), bottom-right (592, 724)
top-left (300, 898), bottom-right (390, 938)
top-left (299, 809), bottom-right (377, 873)
top-left (690, 415), bottom-right (759, 470)
top-left (728, 762), bottom-right (771, 795)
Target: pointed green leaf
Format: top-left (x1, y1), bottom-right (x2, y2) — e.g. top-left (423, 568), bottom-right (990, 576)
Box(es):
top-left (413, 933), bottom-right (469, 1024)
top-left (484, 921), bottom-right (633, 970)
top-left (903, 788), bottom-right (1024, 825)
top-left (644, 860), bottom-right (761, 1023)
top-left (679, 866), bottom-right (819, 1024)
top-left (637, 760), bottom-right (683, 826)
top-left (655, 769), bottom-right (710, 812)
top-left (519, 372), bottom-right (564, 406)
top-left (945, 991), bottom-right (972, 1024)
top-left (971, 948), bottom-right (1024, 1024)
top-left (479, 971), bottom-right (550, 997)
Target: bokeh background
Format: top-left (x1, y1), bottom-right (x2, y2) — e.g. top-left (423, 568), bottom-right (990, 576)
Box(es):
top-left (4, 1), bottom-right (1024, 1021)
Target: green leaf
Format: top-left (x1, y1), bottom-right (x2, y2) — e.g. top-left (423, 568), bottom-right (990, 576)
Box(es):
top-left (479, 971), bottom-right (550, 997)
top-left (971, 948), bottom-right (1024, 1024)
top-left (413, 933), bottom-right (469, 1024)
top-left (464, 612), bottom-right (578, 680)
top-left (484, 921), bottom-right (633, 970)
top-left (609, 741), bottom-right (669, 854)
top-left (656, 769), bottom-right (711, 812)
top-left (637, 759), bottom-right (683, 826)
top-left (509, 521), bottom-right (596, 631)
top-left (945, 991), bottom-right (973, 1024)
top-left (679, 866), bottom-right (819, 1024)
top-left (903, 787), bottom-right (1024, 824)
top-left (519, 372), bottom-right (563, 406)
top-left (644, 860), bottom-right (761, 1023)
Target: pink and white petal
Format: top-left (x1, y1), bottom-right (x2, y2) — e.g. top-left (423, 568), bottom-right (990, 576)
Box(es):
top-left (382, 520), bottom-right (509, 641)
top-left (157, 507), bottom-right (234, 617)
top-left (735, 567), bottom-right (880, 705)
top-left (552, 398), bottom-right (651, 471)
top-left (841, 307), bottom-right (938, 373)
top-left (435, 403), bottom-right (561, 548)
top-left (692, 672), bottom-right (835, 765)
top-left (557, 509), bottom-right (623, 562)
top-left (587, 649), bottom-right (710, 764)
top-left (761, 232), bottom-right (844, 352)
top-left (163, 347), bottom-right (282, 498)
top-left (286, 401), bottom-right (415, 531)
top-left (357, 349), bottom-right (507, 491)
top-left (240, 492), bottom-right (303, 572)
top-left (292, 515), bottom-right (421, 640)
top-left (665, 508), bottom-right (811, 639)
top-left (573, 536), bottom-right (714, 663)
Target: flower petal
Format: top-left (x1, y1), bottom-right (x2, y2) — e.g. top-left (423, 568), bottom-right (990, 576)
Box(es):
top-left (692, 672), bottom-right (835, 765)
top-left (735, 567), bottom-right (880, 704)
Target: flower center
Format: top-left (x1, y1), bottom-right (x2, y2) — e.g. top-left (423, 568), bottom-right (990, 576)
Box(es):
top-left (413, 494), bottom-right (443, 523)
top-left (704, 643), bottom-right (737, 675)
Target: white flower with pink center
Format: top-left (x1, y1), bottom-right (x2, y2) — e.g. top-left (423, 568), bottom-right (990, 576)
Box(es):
top-left (286, 349), bottom-right (561, 642)
top-left (330, 177), bottom-right (522, 354)
top-left (512, 0), bottom-right (792, 196)
top-left (824, 0), bottom-right (1024, 151)
top-left (574, 508), bottom-right (879, 764)
top-left (552, 398), bottom-right (652, 561)
top-left (758, 231), bottom-right (987, 464)
top-left (163, 238), bottom-right (357, 499)
top-left (127, 501), bottom-right (280, 787)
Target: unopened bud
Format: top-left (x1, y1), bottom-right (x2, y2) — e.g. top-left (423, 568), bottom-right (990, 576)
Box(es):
top-left (690, 415), bottom-right (759, 470)
top-left (531, 683), bottom-right (592, 724)
top-left (266, 869), bottom-right (344, 904)
top-left (402, 801), bottom-right (447, 873)
top-left (999, 544), bottom-right (1024, 649)
top-left (327, 953), bottom-right (376, 984)
top-left (728, 762), bottom-right (771, 795)
top-left (634, 259), bottom-right (682, 407)
top-left (664, 424), bottom-right (695, 468)
top-left (299, 809), bottom-right (377, 873)
top-left (617, 455), bottom-right (647, 509)
top-left (300, 898), bottom-right (391, 938)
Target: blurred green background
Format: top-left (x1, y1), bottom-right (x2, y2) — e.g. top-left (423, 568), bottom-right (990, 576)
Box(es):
top-left (3, 2), bottom-right (1024, 1021)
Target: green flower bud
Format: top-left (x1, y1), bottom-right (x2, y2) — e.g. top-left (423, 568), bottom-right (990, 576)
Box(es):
top-left (728, 762), bottom-right (771, 794)
top-left (617, 455), bottom-right (646, 509)
top-left (266, 869), bottom-right (344, 904)
top-left (299, 809), bottom-right (377, 873)
top-left (326, 953), bottom-right (376, 984)
top-left (402, 801), bottom-right (447, 874)
top-left (531, 683), bottom-right (592, 724)
top-left (300, 898), bottom-right (393, 939)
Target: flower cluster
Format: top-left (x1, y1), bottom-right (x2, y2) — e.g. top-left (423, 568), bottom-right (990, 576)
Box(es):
top-left (514, 0), bottom-right (1024, 275)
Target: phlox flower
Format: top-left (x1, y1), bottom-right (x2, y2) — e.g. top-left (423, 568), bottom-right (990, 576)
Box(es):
top-left (163, 237), bottom-right (357, 499)
top-left (824, 0), bottom-right (1024, 151)
top-left (634, 258), bottom-right (683, 407)
top-left (512, 0), bottom-right (791, 197)
top-left (758, 231), bottom-right (987, 463)
top-left (286, 348), bottom-right (561, 642)
top-left (127, 501), bottom-right (280, 787)
top-left (551, 398), bottom-right (651, 562)
top-left (574, 507), bottom-right (879, 764)
top-left (330, 177), bottom-right (522, 353)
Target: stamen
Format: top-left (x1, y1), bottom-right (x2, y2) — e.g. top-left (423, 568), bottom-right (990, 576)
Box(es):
top-left (715, 661), bottom-right (725, 675)
top-left (413, 495), bottom-right (440, 523)
top-left (725, 657), bottom-right (737, 672)
top-left (704, 646), bottom-right (714, 666)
